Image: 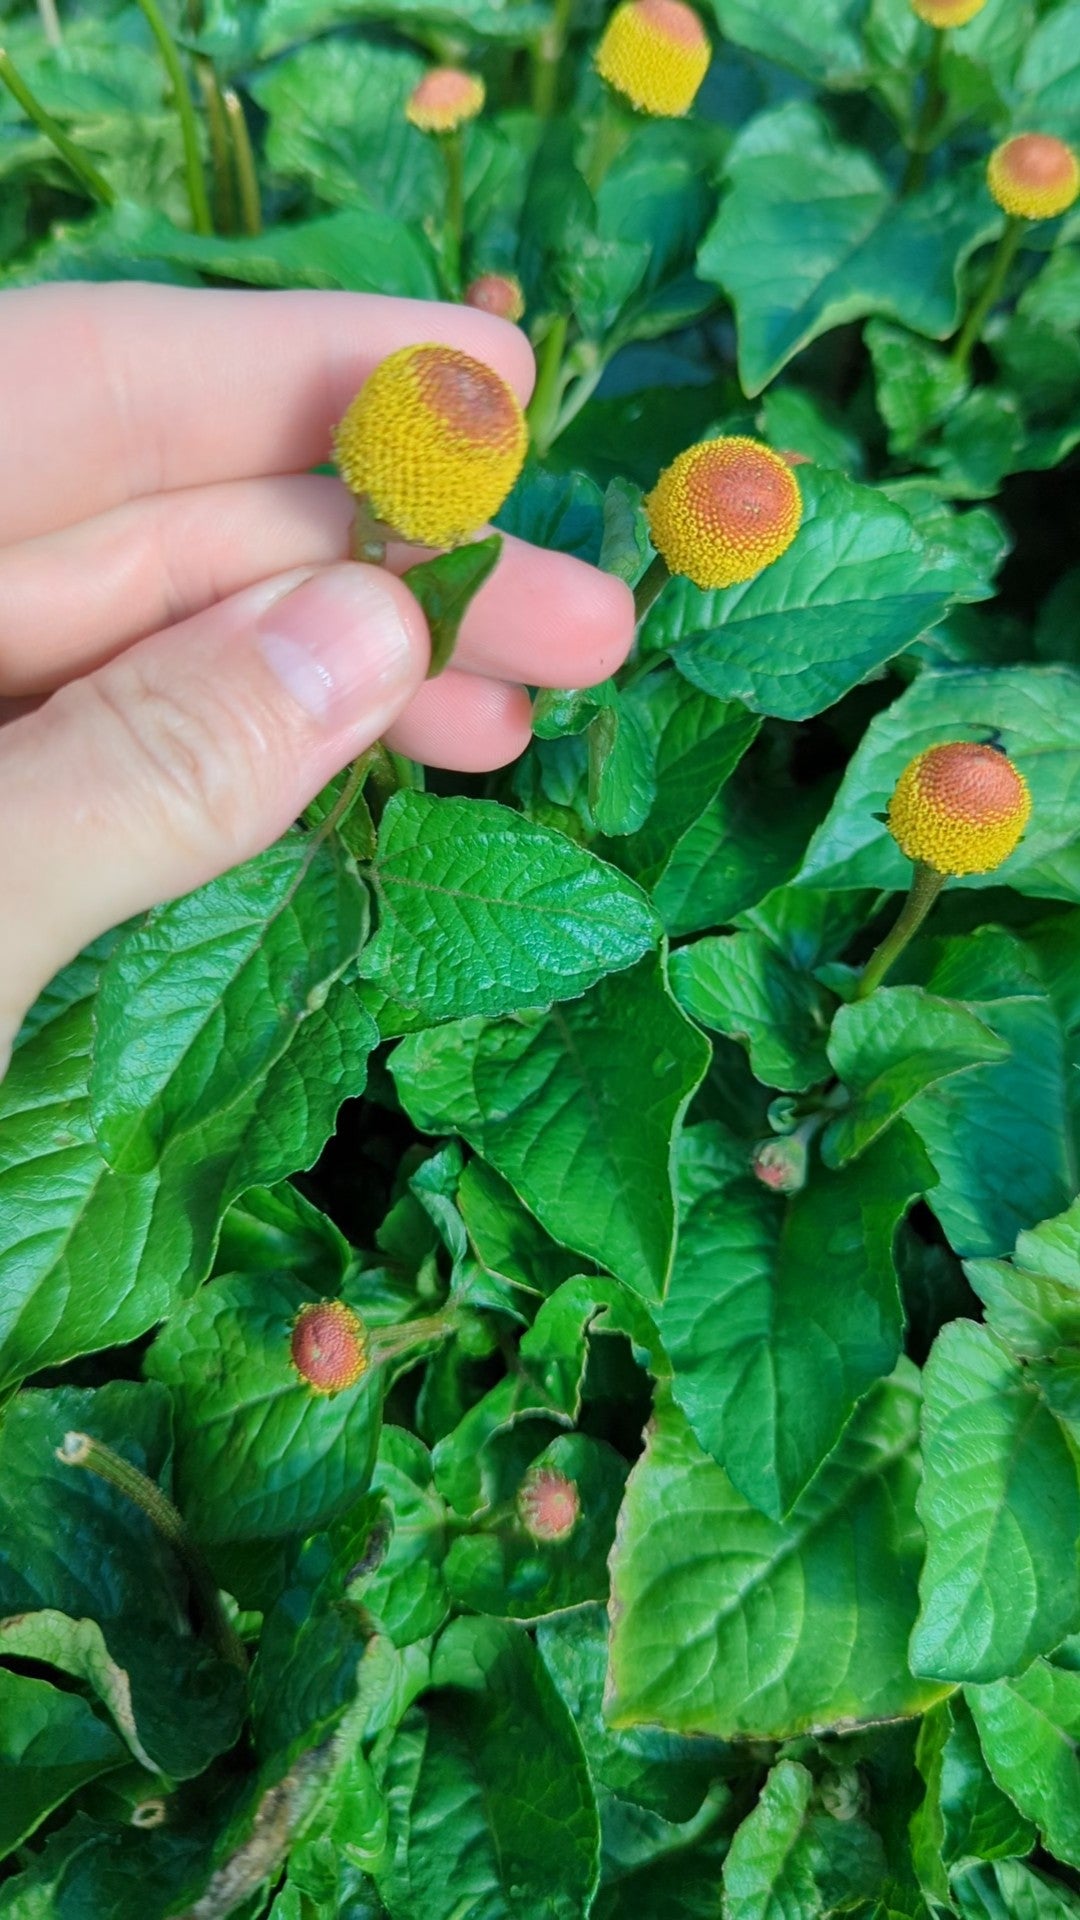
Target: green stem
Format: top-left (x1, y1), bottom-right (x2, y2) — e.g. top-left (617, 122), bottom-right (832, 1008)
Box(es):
top-left (901, 26), bottom-right (946, 196)
top-left (35, 0), bottom-right (63, 51)
top-left (0, 48), bottom-right (115, 202)
top-left (527, 311), bottom-right (571, 455)
top-left (854, 862), bottom-right (945, 1000)
top-left (439, 127), bottom-right (464, 296)
top-left (531, 0), bottom-right (574, 117)
top-left (223, 85), bottom-right (261, 236)
top-left (369, 1308), bottom-right (461, 1368)
top-left (196, 59), bottom-right (235, 234)
top-left (582, 87), bottom-right (628, 196)
top-left (57, 1432), bottom-right (246, 1671)
top-left (132, 0), bottom-right (212, 235)
top-left (633, 553), bottom-right (671, 625)
top-left (951, 215), bottom-right (1024, 374)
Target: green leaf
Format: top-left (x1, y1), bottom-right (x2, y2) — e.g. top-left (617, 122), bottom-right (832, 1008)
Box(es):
top-left (967, 1659), bottom-right (1080, 1869)
top-left (213, 1181), bottom-right (353, 1291)
top-left (444, 1431), bottom-right (627, 1621)
top-left (708, 0), bottom-right (867, 86)
top-left (250, 1520), bottom-right (373, 1779)
top-left (403, 536), bottom-right (502, 679)
top-left (952, 1858), bottom-right (1080, 1920)
top-left (359, 1427), bottom-right (450, 1647)
top-left (607, 1371), bottom-right (945, 1739)
top-left (911, 1319), bottom-right (1080, 1683)
top-left (824, 987), bottom-right (1010, 1168)
top-left (644, 465), bottom-right (972, 721)
top-left (390, 954), bottom-right (710, 1299)
top-left (965, 1198), bottom-right (1080, 1360)
top-left (654, 756), bottom-right (830, 938)
top-left (938, 1696), bottom-right (1037, 1866)
top-left (95, 199), bottom-right (441, 297)
top-left (457, 1158), bottom-right (584, 1298)
top-left (796, 665), bottom-right (1080, 900)
top-left (867, 320), bottom-right (969, 456)
top-left (698, 104), bottom-right (997, 394)
top-left (661, 1127), bottom-right (931, 1517)
top-left (1015, 0), bottom-right (1080, 136)
top-left (670, 931), bottom-right (834, 1092)
top-left (250, 38), bottom-right (434, 218)
top-left (0, 1611), bottom-right (159, 1772)
top-left (0, 1383), bottom-right (244, 1780)
top-left (496, 465), bottom-right (605, 564)
top-left (375, 1618), bottom-right (600, 1919)
top-left (359, 792), bottom-right (657, 1020)
top-left (144, 1272), bottom-right (383, 1545)
top-left (586, 694), bottom-right (657, 838)
top-left (0, 1667), bottom-right (127, 1857)
top-left (721, 1758), bottom-right (886, 1920)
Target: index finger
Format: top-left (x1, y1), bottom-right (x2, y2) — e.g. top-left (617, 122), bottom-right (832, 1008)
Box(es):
top-left (0, 282), bottom-right (535, 545)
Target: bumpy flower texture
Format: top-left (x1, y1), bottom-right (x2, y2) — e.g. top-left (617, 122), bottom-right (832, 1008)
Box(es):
top-left (333, 344), bottom-right (528, 548)
top-left (595, 0), bottom-right (711, 118)
top-left (987, 134), bottom-right (1080, 221)
top-left (910, 0), bottom-right (987, 25)
top-left (645, 436), bottom-right (803, 590)
top-left (517, 1468), bottom-right (580, 1544)
top-left (888, 742), bottom-right (1031, 876)
top-left (290, 1300), bottom-right (368, 1394)
top-left (465, 273), bottom-right (526, 322)
top-left (406, 67), bottom-right (485, 134)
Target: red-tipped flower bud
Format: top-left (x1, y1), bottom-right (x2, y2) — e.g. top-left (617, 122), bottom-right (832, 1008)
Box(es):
top-left (406, 67), bottom-right (485, 134)
top-left (645, 436), bottom-right (803, 590)
top-left (517, 1466), bottom-right (580, 1543)
top-left (987, 134), bottom-right (1079, 221)
top-left (911, 0), bottom-right (987, 24)
top-left (752, 1137), bottom-right (809, 1194)
top-left (290, 1300), bottom-right (368, 1395)
top-left (887, 742), bottom-right (1031, 876)
top-left (595, 0), bottom-right (711, 118)
top-left (465, 273), bottom-right (526, 323)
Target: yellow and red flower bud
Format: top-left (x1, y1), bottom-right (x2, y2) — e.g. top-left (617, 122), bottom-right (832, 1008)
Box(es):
top-left (595, 0), bottom-right (711, 118)
top-left (465, 273), bottom-right (526, 323)
top-left (644, 436), bottom-right (802, 590)
top-left (911, 0), bottom-right (988, 25)
top-left (290, 1300), bottom-right (368, 1395)
top-left (406, 67), bottom-right (485, 134)
top-left (333, 343), bottom-right (528, 548)
top-left (987, 134), bottom-right (1080, 221)
top-left (887, 742), bottom-right (1031, 877)
top-left (517, 1466), bottom-right (580, 1543)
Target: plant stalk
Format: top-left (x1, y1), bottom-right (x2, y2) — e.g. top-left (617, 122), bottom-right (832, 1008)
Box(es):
top-left (855, 862), bottom-right (945, 999)
top-left (439, 126), bottom-right (465, 295)
top-left (57, 1431), bottom-right (246, 1670)
top-left (35, 0), bottom-right (64, 51)
top-left (532, 0), bottom-right (574, 117)
top-left (901, 26), bottom-right (946, 196)
top-left (581, 86), bottom-right (628, 196)
top-left (132, 0), bottom-right (212, 234)
top-left (951, 215), bottom-right (1024, 374)
top-left (223, 85), bottom-right (261, 235)
top-left (0, 48), bottom-right (115, 202)
top-left (196, 58), bottom-right (235, 234)
top-left (527, 311), bottom-right (570, 455)
top-left (633, 553), bottom-right (671, 625)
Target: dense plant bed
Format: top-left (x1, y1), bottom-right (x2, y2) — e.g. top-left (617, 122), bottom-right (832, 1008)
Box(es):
top-left (2, 0), bottom-right (1080, 1914)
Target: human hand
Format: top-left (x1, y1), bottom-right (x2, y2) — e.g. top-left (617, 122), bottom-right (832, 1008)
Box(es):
top-left (0, 283), bottom-right (633, 1072)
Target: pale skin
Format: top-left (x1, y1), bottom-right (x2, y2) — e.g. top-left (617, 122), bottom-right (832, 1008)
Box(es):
top-left (0, 284), bottom-right (635, 1078)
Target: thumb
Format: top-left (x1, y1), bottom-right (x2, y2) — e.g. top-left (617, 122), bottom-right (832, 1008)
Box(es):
top-left (0, 562), bottom-right (429, 1061)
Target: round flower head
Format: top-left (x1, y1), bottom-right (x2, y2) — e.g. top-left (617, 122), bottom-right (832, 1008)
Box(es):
top-left (888, 742), bottom-right (1031, 876)
top-left (465, 273), bottom-right (525, 323)
top-left (595, 0), bottom-right (711, 118)
top-left (987, 134), bottom-right (1080, 221)
top-left (645, 436), bottom-right (802, 590)
top-left (406, 67), bottom-right (485, 134)
top-left (517, 1467), bottom-right (580, 1544)
top-left (910, 0), bottom-right (987, 25)
top-left (333, 343), bottom-right (528, 548)
top-left (290, 1300), bottom-right (368, 1395)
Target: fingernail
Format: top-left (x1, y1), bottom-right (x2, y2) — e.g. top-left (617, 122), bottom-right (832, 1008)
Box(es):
top-left (257, 566), bottom-right (418, 726)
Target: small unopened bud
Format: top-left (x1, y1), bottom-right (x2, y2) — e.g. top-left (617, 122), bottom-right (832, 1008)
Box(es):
top-left (751, 1136), bottom-right (808, 1194)
top-left (290, 1300), bottom-right (368, 1395)
top-left (987, 134), bottom-right (1079, 222)
top-left (406, 68), bottom-right (485, 134)
top-left (595, 0), bottom-right (711, 118)
top-left (517, 1466), bottom-right (580, 1543)
top-left (911, 0), bottom-right (987, 23)
top-left (465, 273), bottom-right (525, 323)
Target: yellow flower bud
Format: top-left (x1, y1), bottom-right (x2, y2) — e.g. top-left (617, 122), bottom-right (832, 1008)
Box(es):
top-left (644, 436), bottom-right (802, 591)
top-left (406, 67), bottom-right (485, 134)
top-left (888, 742), bottom-right (1031, 877)
top-left (290, 1300), bottom-right (368, 1394)
top-left (333, 343), bottom-right (528, 548)
top-left (595, 0), bottom-right (711, 118)
top-left (911, 0), bottom-right (987, 25)
top-left (987, 133), bottom-right (1080, 221)
top-left (465, 273), bottom-right (526, 323)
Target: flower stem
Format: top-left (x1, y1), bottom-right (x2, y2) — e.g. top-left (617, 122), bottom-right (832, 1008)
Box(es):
top-left (901, 27), bottom-right (946, 196)
top-left (132, 0), bottom-right (212, 235)
top-left (527, 311), bottom-right (571, 455)
top-left (951, 215), bottom-right (1024, 375)
top-left (0, 47), bottom-right (115, 203)
top-left (633, 553), bottom-right (671, 624)
top-left (196, 58), bottom-right (236, 234)
top-left (532, 0), bottom-right (574, 117)
top-left (439, 127), bottom-right (465, 296)
top-left (35, 0), bottom-right (63, 51)
top-left (581, 87), bottom-right (628, 196)
top-left (855, 862), bottom-right (945, 1000)
top-left (223, 85), bottom-right (261, 235)
top-left (57, 1431), bottom-right (246, 1671)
